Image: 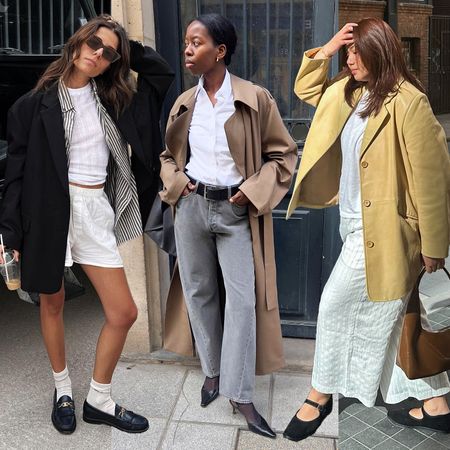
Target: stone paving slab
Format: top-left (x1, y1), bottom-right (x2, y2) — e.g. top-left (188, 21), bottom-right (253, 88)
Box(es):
top-left (271, 373), bottom-right (339, 438)
top-left (161, 422), bottom-right (238, 450)
top-left (282, 337), bottom-right (315, 373)
top-left (0, 415), bottom-right (111, 450)
top-left (111, 418), bottom-right (167, 449)
top-left (171, 369), bottom-right (271, 426)
top-left (112, 362), bottom-right (186, 419)
top-left (237, 432), bottom-right (336, 449)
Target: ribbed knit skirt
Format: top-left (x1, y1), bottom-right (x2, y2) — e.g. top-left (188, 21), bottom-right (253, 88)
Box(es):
top-left (311, 217), bottom-right (450, 407)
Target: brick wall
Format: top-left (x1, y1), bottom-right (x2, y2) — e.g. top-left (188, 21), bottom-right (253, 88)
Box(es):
top-left (339, 1), bottom-right (432, 92)
top-left (339, 0), bottom-right (385, 29)
top-left (398, 3), bottom-right (432, 91)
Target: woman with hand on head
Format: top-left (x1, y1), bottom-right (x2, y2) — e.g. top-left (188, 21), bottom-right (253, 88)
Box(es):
top-left (283, 18), bottom-right (450, 442)
top-left (0, 15), bottom-right (173, 434)
top-left (160, 13), bottom-right (296, 439)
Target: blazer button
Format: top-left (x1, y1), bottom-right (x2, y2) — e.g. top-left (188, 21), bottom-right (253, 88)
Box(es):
top-left (366, 241), bottom-right (374, 248)
top-left (363, 200), bottom-right (371, 207)
top-left (361, 161), bottom-right (368, 168)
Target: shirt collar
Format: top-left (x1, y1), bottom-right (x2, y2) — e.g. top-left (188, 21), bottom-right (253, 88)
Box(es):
top-left (58, 80), bottom-right (75, 113)
top-left (58, 79), bottom-right (99, 113)
top-left (194, 69), bottom-right (232, 100)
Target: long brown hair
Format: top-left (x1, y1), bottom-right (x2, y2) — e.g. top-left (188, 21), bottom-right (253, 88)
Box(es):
top-left (35, 15), bottom-right (135, 115)
top-left (343, 18), bottom-right (424, 118)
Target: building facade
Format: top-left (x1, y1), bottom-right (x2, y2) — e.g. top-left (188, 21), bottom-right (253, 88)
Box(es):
top-left (340, 0), bottom-right (450, 113)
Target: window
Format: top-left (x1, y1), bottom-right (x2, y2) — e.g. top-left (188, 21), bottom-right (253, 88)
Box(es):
top-left (401, 37), bottom-right (420, 77)
top-left (0, 0), bottom-right (104, 55)
top-left (179, 0), bottom-right (315, 121)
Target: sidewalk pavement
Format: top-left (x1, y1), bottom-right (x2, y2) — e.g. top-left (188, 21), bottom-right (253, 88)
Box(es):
top-left (0, 267), bottom-right (338, 450)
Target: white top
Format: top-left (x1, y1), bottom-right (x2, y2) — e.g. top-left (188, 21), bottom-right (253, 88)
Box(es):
top-left (67, 83), bottom-right (110, 185)
top-left (339, 91), bottom-right (369, 218)
top-left (186, 70), bottom-right (243, 186)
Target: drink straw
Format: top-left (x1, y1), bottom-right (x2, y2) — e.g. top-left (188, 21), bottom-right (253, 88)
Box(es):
top-left (0, 233), bottom-right (10, 283)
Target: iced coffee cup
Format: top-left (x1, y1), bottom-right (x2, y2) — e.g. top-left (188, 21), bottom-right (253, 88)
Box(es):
top-left (0, 250), bottom-right (21, 291)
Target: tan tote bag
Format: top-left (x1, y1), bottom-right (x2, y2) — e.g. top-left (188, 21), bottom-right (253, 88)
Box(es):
top-left (397, 267), bottom-right (450, 380)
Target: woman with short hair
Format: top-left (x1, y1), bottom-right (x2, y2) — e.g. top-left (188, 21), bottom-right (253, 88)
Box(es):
top-left (160, 13), bottom-right (297, 439)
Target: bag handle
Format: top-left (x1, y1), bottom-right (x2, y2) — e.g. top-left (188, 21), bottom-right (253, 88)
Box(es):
top-left (416, 266), bottom-right (450, 287)
top-left (408, 266), bottom-right (449, 314)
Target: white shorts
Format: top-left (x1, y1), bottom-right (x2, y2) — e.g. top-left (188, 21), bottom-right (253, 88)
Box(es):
top-left (64, 184), bottom-right (123, 268)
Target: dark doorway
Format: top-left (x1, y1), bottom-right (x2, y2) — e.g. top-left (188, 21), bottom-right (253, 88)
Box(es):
top-left (429, 15), bottom-right (450, 114)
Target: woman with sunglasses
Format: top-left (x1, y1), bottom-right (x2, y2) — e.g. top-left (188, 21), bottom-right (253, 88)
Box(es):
top-left (0, 15), bottom-right (173, 434)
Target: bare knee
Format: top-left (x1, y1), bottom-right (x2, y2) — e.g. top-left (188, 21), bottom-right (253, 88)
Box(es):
top-left (40, 289), bottom-right (65, 316)
top-left (107, 304), bottom-right (138, 329)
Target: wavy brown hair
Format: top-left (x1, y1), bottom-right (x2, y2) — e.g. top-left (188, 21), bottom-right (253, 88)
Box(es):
top-left (34, 15), bottom-right (135, 115)
top-left (343, 17), bottom-right (424, 118)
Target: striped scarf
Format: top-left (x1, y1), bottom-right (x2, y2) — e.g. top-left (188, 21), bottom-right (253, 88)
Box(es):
top-left (57, 80), bottom-right (142, 245)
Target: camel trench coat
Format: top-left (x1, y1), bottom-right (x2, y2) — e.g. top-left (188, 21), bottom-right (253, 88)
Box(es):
top-left (160, 74), bottom-right (297, 374)
top-left (287, 49), bottom-right (450, 301)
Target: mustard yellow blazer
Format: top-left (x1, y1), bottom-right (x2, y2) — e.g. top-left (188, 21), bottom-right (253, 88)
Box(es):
top-left (287, 49), bottom-right (450, 301)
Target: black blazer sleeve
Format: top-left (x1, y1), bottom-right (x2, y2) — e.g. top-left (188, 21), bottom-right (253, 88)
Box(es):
top-left (129, 40), bottom-right (174, 110)
top-left (126, 41), bottom-right (174, 226)
top-left (0, 97), bottom-right (30, 250)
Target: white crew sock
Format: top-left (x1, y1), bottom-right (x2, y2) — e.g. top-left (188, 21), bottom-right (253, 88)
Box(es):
top-left (86, 378), bottom-right (116, 416)
top-left (53, 366), bottom-right (73, 401)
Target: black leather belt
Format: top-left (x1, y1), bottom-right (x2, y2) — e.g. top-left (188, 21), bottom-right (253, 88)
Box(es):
top-left (189, 177), bottom-right (240, 201)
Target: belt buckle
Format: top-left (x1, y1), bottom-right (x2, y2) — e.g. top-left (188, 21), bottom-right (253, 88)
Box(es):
top-left (203, 185), bottom-right (211, 200)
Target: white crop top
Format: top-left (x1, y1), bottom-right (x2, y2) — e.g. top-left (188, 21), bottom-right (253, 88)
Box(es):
top-left (67, 83), bottom-right (110, 185)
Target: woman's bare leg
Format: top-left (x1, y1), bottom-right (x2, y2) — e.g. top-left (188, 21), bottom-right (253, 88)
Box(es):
top-left (296, 388), bottom-right (331, 421)
top-left (410, 396), bottom-right (450, 418)
top-left (81, 265), bottom-right (137, 383)
top-left (40, 281), bottom-right (66, 372)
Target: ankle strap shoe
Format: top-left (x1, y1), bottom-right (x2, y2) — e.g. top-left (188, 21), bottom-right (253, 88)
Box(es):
top-left (388, 407), bottom-right (450, 433)
top-left (283, 396), bottom-right (333, 442)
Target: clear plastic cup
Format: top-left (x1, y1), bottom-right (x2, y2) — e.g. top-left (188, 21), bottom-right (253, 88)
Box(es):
top-left (0, 250), bottom-right (21, 290)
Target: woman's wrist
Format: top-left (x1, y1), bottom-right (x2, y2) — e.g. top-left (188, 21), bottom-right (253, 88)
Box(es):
top-left (321, 46), bottom-right (331, 58)
top-left (313, 47), bottom-right (331, 60)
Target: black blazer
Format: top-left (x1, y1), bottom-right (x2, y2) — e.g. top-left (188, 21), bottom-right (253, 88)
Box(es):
top-left (0, 41), bottom-right (174, 294)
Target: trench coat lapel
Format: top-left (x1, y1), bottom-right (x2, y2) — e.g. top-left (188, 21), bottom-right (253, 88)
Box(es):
top-left (224, 75), bottom-right (259, 178)
top-left (41, 88), bottom-right (69, 196)
top-left (224, 111), bottom-right (246, 177)
top-left (165, 92), bottom-right (196, 168)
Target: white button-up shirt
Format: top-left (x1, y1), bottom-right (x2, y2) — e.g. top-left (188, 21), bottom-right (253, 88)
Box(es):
top-left (185, 70), bottom-right (243, 186)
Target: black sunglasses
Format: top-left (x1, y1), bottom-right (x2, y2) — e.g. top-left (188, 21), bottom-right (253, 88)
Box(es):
top-left (86, 35), bottom-right (121, 63)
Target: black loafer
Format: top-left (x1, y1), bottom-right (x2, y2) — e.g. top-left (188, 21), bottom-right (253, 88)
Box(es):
top-left (388, 407), bottom-right (450, 433)
top-left (83, 400), bottom-right (149, 433)
top-left (51, 390), bottom-right (76, 434)
top-left (283, 396), bottom-right (333, 442)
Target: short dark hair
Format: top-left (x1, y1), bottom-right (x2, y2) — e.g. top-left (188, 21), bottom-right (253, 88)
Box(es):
top-left (192, 14), bottom-right (237, 66)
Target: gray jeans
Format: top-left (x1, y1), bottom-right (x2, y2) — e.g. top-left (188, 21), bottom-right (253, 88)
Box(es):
top-left (174, 191), bottom-right (256, 403)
